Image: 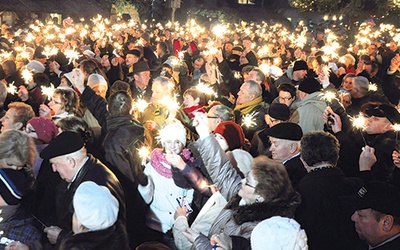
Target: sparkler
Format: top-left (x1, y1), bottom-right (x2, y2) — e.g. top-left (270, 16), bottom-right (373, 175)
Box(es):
top-left (241, 112), bottom-right (258, 128)
top-left (196, 81), bottom-right (217, 97)
top-left (133, 99), bottom-right (149, 113)
top-left (351, 113), bottom-right (368, 146)
top-left (324, 91), bottom-right (336, 104)
top-left (137, 146), bottom-right (151, 166)
top-left (368, 83), bottom-right (378, 92)
top-left (41, 84), bottom-right (55, 103)
top-left (21, 68), bottom-right (33, 84)
top-left (6, 82), bottom-right (17, 95)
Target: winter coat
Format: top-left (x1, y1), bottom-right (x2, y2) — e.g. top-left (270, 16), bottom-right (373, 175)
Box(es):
top-left (297, 91), bottom-right (327, 134)
top-left (59, 223), bottom-right (129, 250)
top-left (192, 135), bottom-right (301, 250)
top-left (295, 167), bottom-right (364, 250)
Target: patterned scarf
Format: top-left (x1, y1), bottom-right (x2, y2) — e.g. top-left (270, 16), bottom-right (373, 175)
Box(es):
top-left (234, 96), bottom-right (263, 115)
top-left (150, 148), bottom-right (194, 178)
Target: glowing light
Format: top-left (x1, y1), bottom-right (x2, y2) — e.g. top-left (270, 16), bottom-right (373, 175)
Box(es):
top-left (352, 113), bottom-right (367, 130)
top-left (137, 146), bottom-right (151, 166)
top-left (241, 112), bottom-right (259, 128)
top-left (6, 82), bottom-right (17, 95)
top-left (41, 84), bottom-right (55, 101)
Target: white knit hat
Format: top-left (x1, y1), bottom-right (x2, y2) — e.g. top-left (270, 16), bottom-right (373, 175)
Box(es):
top-left (157, 122), bottom-right (187, 146)
top-left (87, 73), bottom-right (108, 91)
top-left (230, 149), bottom-right (252, 177)
top-left (83, 50), bottom-right (95, 58)
top-left (251, 216), bottom-right (308, 250)
top-left (73, 181), bottom-right (119, 231)
top-left (26, 60), bottom-right (45, 73)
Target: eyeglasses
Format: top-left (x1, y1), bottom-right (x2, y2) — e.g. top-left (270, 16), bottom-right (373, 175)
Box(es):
top-left (279, 97), bottom-right (293, 102)
top-left (207, 115), bottom-right (219, 119)
top-left (52, 100), bottom-right (62, 105)
top-left (244, 178), bottom-right (256, 189)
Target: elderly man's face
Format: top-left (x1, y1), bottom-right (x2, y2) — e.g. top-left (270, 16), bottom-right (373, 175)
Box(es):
top-left (351, 209), bottom-right (383, 247)
top-left (50, 155), bottom-right (76, 182)
top-left (236, 82), bottom-right (253, 105)
top-left (364, 116), bottom-right (392, 135)
top-left (269, 137), bottom-right (294, 163)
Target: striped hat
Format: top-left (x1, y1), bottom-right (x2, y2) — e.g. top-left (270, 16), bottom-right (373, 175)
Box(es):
top-left (0, 169), bottom-right (27, 205)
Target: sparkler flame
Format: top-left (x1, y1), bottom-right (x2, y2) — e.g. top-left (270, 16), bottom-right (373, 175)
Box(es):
top-left (137, 146), bottom-right (151, 166)
top-left (41, 84), bottom-right (55, 101)
top-left (6, 82), bottom-right (17, 95)
top-left (241, 112), bottom-right (258, 128)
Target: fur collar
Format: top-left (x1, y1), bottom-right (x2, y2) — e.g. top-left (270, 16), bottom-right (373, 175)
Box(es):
top-left (226, 192), bottom-right (301, 225)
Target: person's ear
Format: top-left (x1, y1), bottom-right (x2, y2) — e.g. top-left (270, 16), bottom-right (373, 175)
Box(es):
top-left (382, 215), bottom-right (394, 231)
top-left (13, 122), bottom-right (23, 131)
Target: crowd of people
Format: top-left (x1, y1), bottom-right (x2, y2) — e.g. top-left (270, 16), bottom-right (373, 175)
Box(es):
top-left (0, 13), bottom-right (399, 250)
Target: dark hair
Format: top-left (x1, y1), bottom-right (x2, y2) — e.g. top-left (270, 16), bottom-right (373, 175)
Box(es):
top-left (33, 73), bottom-right (50, 86)
top-left (278, 83), bottom-right (296, 98)
top-left (109, 80), bottom-right (132, 98)
top-left (57, 116), bottom-right (92, 143)
top-left (300, 131), bottom-right (339, 166)
top-left (54, 87), bottom-right (79, 114)
top-left (157, 42), bottom-right (168, 54)
top-left (252, 156), bottom-right (294, 203)
top-left (108, 91), bottom-right (132, 117)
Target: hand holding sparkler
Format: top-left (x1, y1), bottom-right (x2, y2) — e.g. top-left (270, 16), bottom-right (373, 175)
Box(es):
top-left (323, 107), bottom-right (342, 133)
top-left (18, 86), bottom-right (29, 102)
top-left (393, 150), bottom-right (400, 169)
top-left (359, 145), bottom-right (376, 171)
top-left (39, 104), bottom-right (53, 119)
top-left (389, 54), bottom-right (400, 72)
top-left (193, 112), bottom-right (209, 139)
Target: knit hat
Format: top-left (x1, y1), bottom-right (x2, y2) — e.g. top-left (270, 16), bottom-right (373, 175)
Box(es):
top-left (268, 103), bottom-right (290, 121)
top-left (87, 73), bottom-right (108, 92)
top-left (292, 60), bottom-right (308, 72)
top-left (132, 61), bottom-right (150, 74)
top-left (126, 49), bottom-right (141, 58)
top-left (26, 60), bottom-right (45, 73)
top-left (40, 132), bottom-right (84, 159)
top-left (298, 77), bottom-right (322, 94)
top-left (356, 181), bottom-right (400, 217)
top-left (0, 169), bottom-right (27, 205)
top-left (83, 50), bottom-right (95, 58)
top-left (266, 122), bottom-right (303, 141)
top-left (214, 121), bottom-right (245, 151)
top-left (230, 149), bottom-right (253, 176)
top-left (27, 117), bottom-right (58, 144)
top-left (163, 56), bottom-right (179, 71)
top-left (158, 123), bottom-right (187, 146)
top-left (251, 216), bottom-right (308, 250)
top-left (73, 181), bottom-right (119, 231)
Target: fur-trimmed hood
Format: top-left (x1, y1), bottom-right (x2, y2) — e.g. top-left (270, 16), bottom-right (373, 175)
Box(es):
top-left (226, 192), bottom-right (302, 225)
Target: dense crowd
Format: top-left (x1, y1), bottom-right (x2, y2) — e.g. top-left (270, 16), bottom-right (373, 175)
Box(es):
top-left (0, 13), bottom-right (399, 250)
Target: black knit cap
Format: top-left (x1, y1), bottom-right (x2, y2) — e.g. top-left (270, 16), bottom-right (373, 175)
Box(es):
top-left (356, 182), bottom-right (400, 217)
top-left (292, 60), bottom-right (308, 71)
top-left (266, 122), bottom-right (303, 141)
top-left (40, 132), bottom-right (84, 159)
top-left (298, 77), bottom-right (322, 94)
top-left (268, 103), bottom-right (290, 121)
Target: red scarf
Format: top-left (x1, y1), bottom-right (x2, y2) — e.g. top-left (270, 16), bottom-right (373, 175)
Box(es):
top-left (182, 105), bottom-right (205, 118)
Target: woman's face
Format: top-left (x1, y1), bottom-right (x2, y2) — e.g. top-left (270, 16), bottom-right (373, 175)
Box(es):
top-left (342, 77), bottom-right (354, 91)
top-left (48, 93), bottom-right (65, 115)
top-left (163, 140), bottom-right (184, 154)
top-left (183, 94), bottom-right (198, 108)
top-left (238, 170), bottom-right (260, 204)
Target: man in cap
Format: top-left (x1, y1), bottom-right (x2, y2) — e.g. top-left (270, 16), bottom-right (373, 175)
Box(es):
top-left (297, 77), bottom-right (326, 134)
top-left (250, 103), bottom-right (290, 157)
top-left (39, 132), bottom-right (126, 247)
top-left (266, 122), bottom-right (306, 188)
top-left (129, 60), bottom-right (152, 102)
top-left (352, 181), bottom-right (400, 249)
top-left (325, 102), bottom-right (400, 186)
top-left (275, 60), bottom-right (308, 87)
